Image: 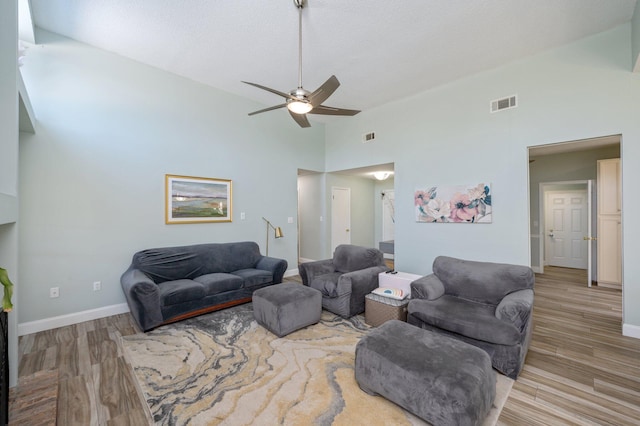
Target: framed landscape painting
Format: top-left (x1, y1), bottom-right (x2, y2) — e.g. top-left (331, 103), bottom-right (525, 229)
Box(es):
top-left (165, 174), bottom-right (232, 224)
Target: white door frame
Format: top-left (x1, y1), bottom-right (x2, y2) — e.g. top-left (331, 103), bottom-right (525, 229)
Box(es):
top-left (381, 189), bottom-right (395, 260)
top-left (538, 180), bottom-right (591, 275)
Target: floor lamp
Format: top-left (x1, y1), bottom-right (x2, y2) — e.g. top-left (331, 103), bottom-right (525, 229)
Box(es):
top-left (262, 217), bottom-right (283, 256)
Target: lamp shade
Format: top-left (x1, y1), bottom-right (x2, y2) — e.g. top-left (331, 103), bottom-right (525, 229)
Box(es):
top-left (274, 227), bottom-right (284, 238)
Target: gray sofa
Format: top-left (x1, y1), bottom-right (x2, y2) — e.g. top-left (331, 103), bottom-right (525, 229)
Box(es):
top-left (299, 244), bottom-right (390, 318)
top-left (121, 241), bottom-right (288, 331)
top-left (407, 256), bottom-right (534, 379)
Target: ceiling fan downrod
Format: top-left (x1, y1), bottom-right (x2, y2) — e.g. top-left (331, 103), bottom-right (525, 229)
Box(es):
top-left (295, 0), bottom-right (304, 90)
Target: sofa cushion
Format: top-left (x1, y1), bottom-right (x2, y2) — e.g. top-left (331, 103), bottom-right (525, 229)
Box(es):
top-left (333, 245), bottom-right (383, 273)
top-left (232, 269), bottom-right (273, 288)
top-left (309, 272), bottom-right (342, 298)
top-left (194, 273), bottom-right (244, 296)
top-left (158, 279), bottom-right (205, 306)
top-left (201, 242), bottom-right (263, 274)
top-left (408, 296), bottom-right (521, 345)
top-left (131, 249), bottom-right (203, 284)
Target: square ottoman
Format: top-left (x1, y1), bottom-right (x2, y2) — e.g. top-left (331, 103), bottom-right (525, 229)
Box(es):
top-left (253, 282), bottom-right (322, 337)
top-left (355, 320), bottom-right (496, 426)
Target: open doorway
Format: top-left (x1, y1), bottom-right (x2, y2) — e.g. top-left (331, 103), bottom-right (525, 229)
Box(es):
top-left (297, 163), bottom-right (394, 263)
top-left (529, 135), bottom-right (621, 289)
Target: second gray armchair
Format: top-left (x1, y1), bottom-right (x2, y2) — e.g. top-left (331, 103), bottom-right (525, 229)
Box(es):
top-left (299, 244), bottom-right (391, 318)
top-left (408, 256), bottom-right (535, 379)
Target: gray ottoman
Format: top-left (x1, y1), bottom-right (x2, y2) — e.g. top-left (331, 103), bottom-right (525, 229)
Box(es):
top-left (253, 283), bottom-right (322, 337)
top-left (355, 320), bottom-right (495, 426)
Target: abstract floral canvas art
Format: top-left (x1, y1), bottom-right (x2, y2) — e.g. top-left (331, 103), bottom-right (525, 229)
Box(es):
top-left (415, 183), bottom-right (492, 223)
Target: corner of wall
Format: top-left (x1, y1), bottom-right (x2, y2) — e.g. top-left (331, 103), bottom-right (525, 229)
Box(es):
top-left (633, 0), bottom-right (640, 72)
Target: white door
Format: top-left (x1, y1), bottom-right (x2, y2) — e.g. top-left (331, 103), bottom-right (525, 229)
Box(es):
top-left (545, 191), bottom-right (588, 269)
top-left (331, 187), bottom-right (351, 253)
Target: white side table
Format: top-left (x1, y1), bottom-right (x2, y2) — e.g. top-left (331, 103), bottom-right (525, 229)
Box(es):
top-left (378, 271), bottom-right (422, 298)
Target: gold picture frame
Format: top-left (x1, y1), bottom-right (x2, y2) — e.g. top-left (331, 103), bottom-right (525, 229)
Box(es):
top-left (165, 174), bottom-right (232, 224)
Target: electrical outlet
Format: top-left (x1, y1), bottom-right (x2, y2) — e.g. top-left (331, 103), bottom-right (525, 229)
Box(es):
top-left (288, 217), bottom-right (293, 224)
top-left (240, 212), bottom-right (246, 220)
top-left (93, 281), bottom-right (102, 291)
top-left (50, 287), bottom-right (59, 298)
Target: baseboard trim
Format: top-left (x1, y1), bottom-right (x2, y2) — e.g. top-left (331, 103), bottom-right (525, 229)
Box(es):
top-left (531, 266), bottom-right (543, 273)
top-left (298, 258), bottom-right (315, 264)
top-left (622, 323), bottom-right (640, 339)
top-left (18, 270), bottom-right (300, 336)
top-left (284, 268), bottom-right (299, 278)
top-left (18, 303), bottom-right (130, 336)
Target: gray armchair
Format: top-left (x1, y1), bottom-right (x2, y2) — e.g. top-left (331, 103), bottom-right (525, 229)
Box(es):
top-left (299, 245), bottom-right (391, 318)
top-left (407, 256), bottom-right (534, 379)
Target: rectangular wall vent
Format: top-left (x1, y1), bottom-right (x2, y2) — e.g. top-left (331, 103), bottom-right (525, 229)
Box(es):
top-left (362, 132), bottom-right (376, 143)
top-left (490, 95), bottom-right (517, 113)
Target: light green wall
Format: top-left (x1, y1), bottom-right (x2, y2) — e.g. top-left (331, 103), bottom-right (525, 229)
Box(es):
top-left (298, 173), bottom-right (325, 261)
top-left (633, 1), bottom-right (640, 71)
top-left (324, 24), bottom-right (640, 330)
top-left (18, 30), bottom-right (325, 323)
top-left (0, 0), bottom-right (19, 387)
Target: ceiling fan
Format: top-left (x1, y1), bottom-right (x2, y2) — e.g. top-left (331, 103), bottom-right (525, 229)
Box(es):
top-left (242, 0), bottom-right (360, 128)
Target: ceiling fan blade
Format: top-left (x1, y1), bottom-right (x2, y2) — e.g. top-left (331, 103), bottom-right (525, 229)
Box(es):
top-left (309, 75), bottom-right (340, 106)
top-left (242, 81), bottom-right (293, 100)
top-left (248, 104), bottom-right (287, 116)
top-left (308, 105), bottom-right (360, 116)
top-left (289, 110), bottom-right (311, 128)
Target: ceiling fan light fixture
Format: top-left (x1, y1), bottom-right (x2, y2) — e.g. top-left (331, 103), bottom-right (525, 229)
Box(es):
top-left (287, 100), bottom-right (313, 114)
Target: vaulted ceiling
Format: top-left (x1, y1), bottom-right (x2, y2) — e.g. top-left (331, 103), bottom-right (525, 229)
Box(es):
top-left (21, 0), bottom-right (638, 116)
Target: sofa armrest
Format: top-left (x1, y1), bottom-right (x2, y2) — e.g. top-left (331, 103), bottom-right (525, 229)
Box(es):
top-left (495, 289), bottom-right (534, 332)
top-left (120, 268), bottom-right (163, 331)
top-left (299, 259), bottom-right (336, 286)
top-left (337, 265), bottom-right (389, 296)
top-left (255, 256), bottom-right (288, 283)
top-left (410, 274), bottom-right (445, 300)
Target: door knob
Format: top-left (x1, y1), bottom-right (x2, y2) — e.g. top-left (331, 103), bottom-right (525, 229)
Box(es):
top-left (346, 229), bottom-right (350, 232)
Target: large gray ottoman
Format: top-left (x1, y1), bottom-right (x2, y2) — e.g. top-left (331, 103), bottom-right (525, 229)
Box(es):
top-left (253, 283), bottom-right (322, 337)
top-left (355, 320), bottom-right (496, 426)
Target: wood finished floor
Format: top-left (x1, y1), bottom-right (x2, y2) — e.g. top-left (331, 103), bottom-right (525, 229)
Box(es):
top-left (9, 267), bottom-right (640, 425)
top-left (499, 267), bottom-right (640, 425)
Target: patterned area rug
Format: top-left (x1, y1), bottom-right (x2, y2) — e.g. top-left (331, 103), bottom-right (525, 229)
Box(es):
top-left (122, 304), bottom-right (513, 425)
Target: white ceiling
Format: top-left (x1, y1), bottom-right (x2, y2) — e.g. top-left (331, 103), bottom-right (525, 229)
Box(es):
top-left (25, 0), bottom-right (637, 119)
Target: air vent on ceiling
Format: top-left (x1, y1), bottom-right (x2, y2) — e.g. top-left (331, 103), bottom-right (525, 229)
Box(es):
top-left (490, 95), bottom-right (517, 113)
top-left (363, 132), bottom-right (376, 143)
